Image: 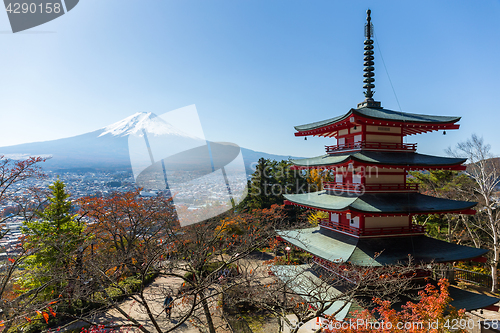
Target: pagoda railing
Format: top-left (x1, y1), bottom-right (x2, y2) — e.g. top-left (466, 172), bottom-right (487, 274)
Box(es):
top-left (319, 219), bottom-right (425, 237)
top-left (325, 141), bottom-right (417, 153)
top-left (323, 182), bottom-right (419, 193)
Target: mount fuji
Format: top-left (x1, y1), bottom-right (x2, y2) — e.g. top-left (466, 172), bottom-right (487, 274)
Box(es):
top-left (0, 112), bottom-right (297, 174)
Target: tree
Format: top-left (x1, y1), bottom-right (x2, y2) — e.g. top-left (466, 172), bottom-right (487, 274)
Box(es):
top-left (306, 168), bottom-right (334, 192)
top-left (224, 239), bottom-right (423, 333)
top-left (21, 179), bottom-right (86, 298)
top-left (409, 170), bottom-right (477, 243)
top-left (0, 156), bottom-right (52, 329)
top-left (159, 204), bottom-right (286, 333)
top-left (70, 195), bottom-right (287, 333)
top-left (79, 190), bottom-right (176, 276)
top-left (218, 205), bottom-right (426, 333)
top-left (241, 158), bottom-right (308, 210)
top-left (307, 210), bottom-right (329, 227)
top-left (19, 184), bottom-right (304, 332)
top-left (447, 134), bottom-right (500, 292)
top-left (323, 279), bottom-right (466, 333)
top-left (0, 155), bottom-right (45, 228)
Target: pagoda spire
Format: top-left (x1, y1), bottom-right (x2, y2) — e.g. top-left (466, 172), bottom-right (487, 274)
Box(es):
top-left (358, 9), bottom-right (381, 109)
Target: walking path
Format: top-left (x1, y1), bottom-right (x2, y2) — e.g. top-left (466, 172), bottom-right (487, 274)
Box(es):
top-left (66, 252), bottom-right (276, 332)
top-left (71, 273), bottom-right (231, 333)
top-left (97, 275), bottom-right (198, 332)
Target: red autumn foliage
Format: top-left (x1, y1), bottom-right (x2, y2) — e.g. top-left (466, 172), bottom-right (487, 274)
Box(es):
top-left (41, 311), bottom-right (49, 324)
top-left (323, 279), bottom-right (466, 333)
top-left (78, 190), bottom-right (176, 277)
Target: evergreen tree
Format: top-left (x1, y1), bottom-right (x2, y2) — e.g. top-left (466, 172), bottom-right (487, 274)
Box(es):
top-left (240, 158), bottom-right (308, 210)
top-left (248, 158), bottom-right (272, 209)
top-left (21, 179), bottom-right (85, 296)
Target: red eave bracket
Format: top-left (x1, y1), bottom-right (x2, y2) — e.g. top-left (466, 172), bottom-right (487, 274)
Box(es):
top-left (484, 305), bottom-right (500, 312)
top-left (459, 209), bottom-right (476, 215)
top-left (470, 256), bottom-right (488, 263)
top-left (294, 115), bottom-right (354, 137)
top-left (284, 201), bottom-right (475, 217)
top-left (284, 200), bottom-right (346, 213)
top-left (294, 114), bottom-right (460, 137)
top-left (290, 160), bottom-right (466, 171)
top-left (411, 209), bottom-right (476, 216)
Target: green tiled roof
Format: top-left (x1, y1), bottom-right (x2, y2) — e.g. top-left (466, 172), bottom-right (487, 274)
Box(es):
top-left (291, 151), bottom-right (466, 168)
top-left (278, 228), bottom-right (359, 263)
top-left (272, 264), bottom-right (499, 316)
top-left (448, 286), bottom-right (500, 311)
top-left (277, 227), bottom-right (488, 266)
top-left (295, 107), bottom-right (461, 132)
top-left (357, 107), bottom-right (460, 123)
top-left (295, 114), bottom-right (347, 132)
top-left (284, 191), bottom-right (476, 214)
top-left (270, 264), bottom-right (353, 320)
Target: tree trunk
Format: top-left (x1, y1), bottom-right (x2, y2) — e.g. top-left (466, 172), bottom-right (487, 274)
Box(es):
top-left (199, 290), bottom-right (216, 333)
top-left (447, 217), bottom-right (452, 243)
top-left (487, 203), bottom-right (498, 293)
top-left (492, 245), bottom-right (499, 293)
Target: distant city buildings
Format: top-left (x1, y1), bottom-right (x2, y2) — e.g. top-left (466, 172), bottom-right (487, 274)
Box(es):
top-left (0, 168), bottom-right (247, 254)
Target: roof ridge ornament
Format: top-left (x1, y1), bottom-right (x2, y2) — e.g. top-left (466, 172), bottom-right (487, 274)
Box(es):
top-left (357, 9), bottom-right (382, 109)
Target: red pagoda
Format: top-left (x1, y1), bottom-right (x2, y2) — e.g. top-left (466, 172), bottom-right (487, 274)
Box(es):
top-left (275, 9), bottom-right (499, 319)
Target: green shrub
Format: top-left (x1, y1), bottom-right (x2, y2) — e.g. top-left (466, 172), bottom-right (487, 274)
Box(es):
top-left (184, 262), bottom-right (235, 282)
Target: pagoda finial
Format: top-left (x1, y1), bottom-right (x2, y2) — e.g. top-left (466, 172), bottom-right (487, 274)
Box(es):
top-left (358, 9), bottom-right (381, 109)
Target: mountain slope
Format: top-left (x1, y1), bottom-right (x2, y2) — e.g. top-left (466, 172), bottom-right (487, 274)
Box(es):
top-left (0, 112), bottom-right (300, 173)
top-left (99, 112), bottom-right (200, 139)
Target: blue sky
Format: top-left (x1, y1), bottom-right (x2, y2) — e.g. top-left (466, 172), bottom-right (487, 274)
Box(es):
top-left (0, 0), bottom-right (499, 159)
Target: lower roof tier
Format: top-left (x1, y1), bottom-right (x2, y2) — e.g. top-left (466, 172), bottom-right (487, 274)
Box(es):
top-left (277, 227), bottom-right (488, 267)
top-left (284, 191), bottom-right (476, 215)
top-left (290, 151), bottom-right (466, 170)
top-left (271, 264), bottom-right (499, 315)
top-left (270, 264), bottom-right (352, 321)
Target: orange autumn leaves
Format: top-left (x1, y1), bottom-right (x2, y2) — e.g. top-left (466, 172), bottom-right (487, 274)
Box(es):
top-left (324, 279), bottom-right (466, 333)
top-left (77, 190), bottom-right (176, 276)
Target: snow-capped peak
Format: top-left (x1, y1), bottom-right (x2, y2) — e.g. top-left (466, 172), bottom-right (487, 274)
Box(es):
top-left (99, 112), bottom-right (198, 138)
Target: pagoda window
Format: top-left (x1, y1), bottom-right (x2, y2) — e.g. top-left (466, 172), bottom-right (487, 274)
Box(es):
top-left (353, 173), bottom-right (362, 184)
top-left (331, 213), bottom-right (339, 223)
top-left (335, 174), bottom-right (343, 183)
top-left (354, 134), bottom-right (362, 143)
top-left (350, 216), bottom-right (360, 228)
top-left (338, 137), bottom-right (345, 146)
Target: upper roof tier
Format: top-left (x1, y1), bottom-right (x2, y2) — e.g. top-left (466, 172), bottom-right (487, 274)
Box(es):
top-left (294, 106), bottom-right (461, 137)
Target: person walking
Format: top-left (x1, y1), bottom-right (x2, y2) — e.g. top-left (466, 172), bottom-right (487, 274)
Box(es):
top-left (163, 295), bottom-right (174, 320)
